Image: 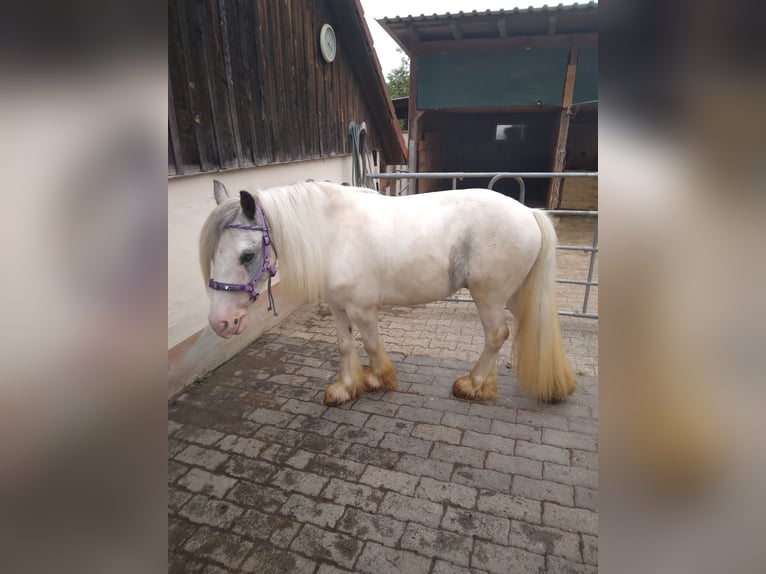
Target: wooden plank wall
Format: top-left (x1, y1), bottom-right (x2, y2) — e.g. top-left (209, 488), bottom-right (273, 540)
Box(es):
top-left (169, 0), bottom-right (382, 176)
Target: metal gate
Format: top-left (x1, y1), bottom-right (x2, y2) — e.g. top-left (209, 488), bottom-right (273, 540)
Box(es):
top-left (364, 171), bottom-right (598, 319)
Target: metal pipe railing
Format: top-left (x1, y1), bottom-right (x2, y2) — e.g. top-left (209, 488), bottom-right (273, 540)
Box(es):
top-left (558, 245), bottom-right (597, 252)
top-left (546, 210), bottom-right (597, 216)
top-left (366, 171), bottom-right (598, 179)
top-left (557, 279), bottom-right (599, 286)
top-left (582, 223), bottom-right (599, 314)
top-left (488, 175), bottom-right (526, 204)
top-left (559, 311), bottom-right (598, 319)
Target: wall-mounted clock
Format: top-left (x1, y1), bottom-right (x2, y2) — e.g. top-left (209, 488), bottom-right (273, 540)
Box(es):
top-left (319, 24), bottom-right (336, 63)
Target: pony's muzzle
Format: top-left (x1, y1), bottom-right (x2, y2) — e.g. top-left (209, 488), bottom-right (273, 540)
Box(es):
top-left (210, 310), bottom-right (248, 338)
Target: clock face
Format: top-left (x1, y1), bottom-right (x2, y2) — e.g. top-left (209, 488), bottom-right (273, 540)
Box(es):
top-left (320, 24), bottom-right (336, 63)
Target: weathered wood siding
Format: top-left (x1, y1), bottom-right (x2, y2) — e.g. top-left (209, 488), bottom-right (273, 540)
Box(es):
top-left (169, 0), bottom-right (383, 175)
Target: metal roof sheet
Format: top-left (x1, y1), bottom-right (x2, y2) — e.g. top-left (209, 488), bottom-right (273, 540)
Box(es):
top-left (378, 2), bottom-right (597, 54)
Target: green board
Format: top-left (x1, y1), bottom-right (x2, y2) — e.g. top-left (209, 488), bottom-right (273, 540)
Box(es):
top-left (572, 47), bottom-right (598, 106)
top-left (417, 47), bottom-right (570, 109)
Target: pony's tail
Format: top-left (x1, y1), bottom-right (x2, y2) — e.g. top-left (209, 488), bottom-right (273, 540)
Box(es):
top-left (511, 210), bottom-right (577, 402)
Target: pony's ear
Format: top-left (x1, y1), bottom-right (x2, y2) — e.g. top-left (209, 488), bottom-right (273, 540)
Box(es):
top-left (240, 190), bottom-right (256, 219)
top-left (213, 180), bottom-right (229, 205)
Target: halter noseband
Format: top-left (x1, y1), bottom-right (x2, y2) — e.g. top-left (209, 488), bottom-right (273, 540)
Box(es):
top-left (207, 203), bottom-right (278, 316)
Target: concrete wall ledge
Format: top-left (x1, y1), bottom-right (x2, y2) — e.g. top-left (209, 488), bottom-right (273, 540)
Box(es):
top-left (168, 283), bottom-right (303, 398)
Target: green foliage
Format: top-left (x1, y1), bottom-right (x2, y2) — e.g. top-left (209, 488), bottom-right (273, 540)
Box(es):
top-left (386, 49), bottom-right (410, 99)
top-left (386, 49), bottom-right (410, 131)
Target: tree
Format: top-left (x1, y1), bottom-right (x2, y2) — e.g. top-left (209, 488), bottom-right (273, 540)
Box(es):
top-left (386, 49), bottom-right (410, 99)
top-left (386, 49), bottom-right (409, 130)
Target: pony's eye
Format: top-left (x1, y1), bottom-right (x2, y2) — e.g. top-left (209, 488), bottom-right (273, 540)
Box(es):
top-left (240, 252), bottom-right (255, 264)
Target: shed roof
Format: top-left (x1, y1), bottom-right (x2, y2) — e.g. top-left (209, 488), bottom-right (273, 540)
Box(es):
top-left (378, 2), bottom-right (598, 55)
top-left (391, 96), bottom-right (409, 120)
top-left (331, 0), bottom-right (408, 164)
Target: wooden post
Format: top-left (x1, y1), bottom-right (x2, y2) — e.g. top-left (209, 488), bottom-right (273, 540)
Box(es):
top-left (407, 56), bottom-right (421, 193)
top-left (548, 45), bottom-right (579, 209)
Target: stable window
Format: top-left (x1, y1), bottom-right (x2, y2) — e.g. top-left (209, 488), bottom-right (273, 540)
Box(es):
top-left (495, 124), bottom-right (526, 142)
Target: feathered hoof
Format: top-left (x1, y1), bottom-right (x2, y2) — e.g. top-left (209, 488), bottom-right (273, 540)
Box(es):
top-left (362, 369), bottom-right (381, 391)
top-left (324, 382), bottom-right (358, 406)
top-left (452, 375), bottom-right (498, 401)
top-left (363, 365), bottom-right (397, 392)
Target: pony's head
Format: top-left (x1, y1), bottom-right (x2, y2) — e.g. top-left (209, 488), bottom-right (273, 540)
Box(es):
top-left (199, 180), bottom-right (274, 338)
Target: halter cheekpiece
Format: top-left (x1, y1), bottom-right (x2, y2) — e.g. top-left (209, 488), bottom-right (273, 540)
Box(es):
top-left (208, 203), bottom-right (278, 316)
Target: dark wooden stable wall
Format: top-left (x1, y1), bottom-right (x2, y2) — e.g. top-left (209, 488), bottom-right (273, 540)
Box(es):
top-left (418, 111), bottom-right (558, 206)
top-left (168, 0), bottom-right (384, 176)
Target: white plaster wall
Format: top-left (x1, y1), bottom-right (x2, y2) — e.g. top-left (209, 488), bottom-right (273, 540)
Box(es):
top-left (168, 155), bottom-right (352, 349)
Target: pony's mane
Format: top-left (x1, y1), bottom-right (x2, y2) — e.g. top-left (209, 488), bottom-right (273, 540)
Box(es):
top-left (199, 199), bottom-right (239, 285)
top-left (200, 181), bottom-right (366, 304)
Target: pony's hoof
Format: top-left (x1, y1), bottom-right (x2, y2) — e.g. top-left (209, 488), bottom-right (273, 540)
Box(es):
top-left (324, 383), bottom-right (355, 406)
top-left (362, 368), bottom-right (382, 391)
top-left (363, 367), bottom-right (397, 391)
top-left (452, 375), bottom-right (498, 401)
top-left (381, 367), bottom-right (398, 391)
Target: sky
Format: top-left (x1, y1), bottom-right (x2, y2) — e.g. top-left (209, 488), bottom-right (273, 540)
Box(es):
top-left (359, 1), bottom-right (561, 78)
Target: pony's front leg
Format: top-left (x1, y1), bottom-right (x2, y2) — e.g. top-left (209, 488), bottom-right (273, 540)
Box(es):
top-left (324, 307), bottom-right (365, 406)
top-left (348, 307), bottom-right (397, 392)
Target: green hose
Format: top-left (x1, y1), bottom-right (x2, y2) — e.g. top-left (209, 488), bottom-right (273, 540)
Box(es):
top-left (349, 121), bottom-right (370, 188)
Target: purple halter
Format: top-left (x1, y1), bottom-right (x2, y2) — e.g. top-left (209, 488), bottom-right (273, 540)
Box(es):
top-left (208, 203), bottom-right (278, 316)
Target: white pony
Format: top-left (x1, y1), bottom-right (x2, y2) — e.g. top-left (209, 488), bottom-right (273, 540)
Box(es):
top-left (200, 180), bottom-right (576, 406)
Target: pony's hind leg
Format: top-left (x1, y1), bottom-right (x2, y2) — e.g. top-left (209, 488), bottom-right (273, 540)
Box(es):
top-left (348, 306), bottom-right (397, 392)
top-left (453, 295), bottom-right (509, 401)
top-left (324, 306), bottom-right (365, 406)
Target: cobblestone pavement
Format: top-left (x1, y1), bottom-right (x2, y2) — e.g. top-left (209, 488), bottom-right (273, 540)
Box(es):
top-left (169, 216), bottom-right (598, 573)
top-left (271, 297), bottom-right (598, 379)
top-left (169, 332), bottom-right (598, 572)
